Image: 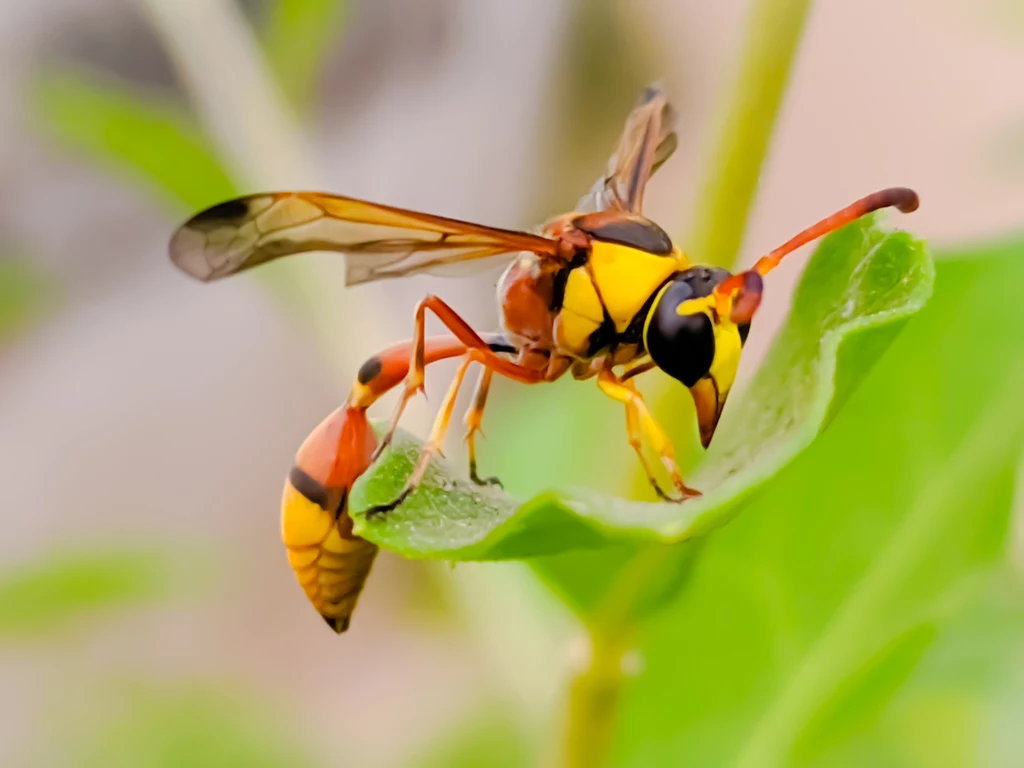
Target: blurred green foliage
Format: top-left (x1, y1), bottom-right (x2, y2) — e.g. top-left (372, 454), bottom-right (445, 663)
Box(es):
top-left (56, 683), bottom-right (316, 768)
top-left (413, 707), bottom-right (534, 768)
top-left (0, 260), bottom-right (53, 343)
top-left (12, 2), bottom-right (347, 766)
top-left (262, 0), bottom-right (348, 109)
top-left (0, 549), bottom-right (176, 637)
top-left (32, 0), bottom-right (345, 211)
top-left (537, 0), bottom-right (662, 217)
top-left (33, 70), bottom-right (234, 209)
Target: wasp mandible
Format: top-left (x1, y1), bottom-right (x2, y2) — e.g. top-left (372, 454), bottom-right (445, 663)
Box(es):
top-left (171, 87), bottom-right (918, 631)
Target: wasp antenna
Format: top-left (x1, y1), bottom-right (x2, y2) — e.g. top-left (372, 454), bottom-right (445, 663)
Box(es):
top-left (754, 187), bottom-right (920, 276)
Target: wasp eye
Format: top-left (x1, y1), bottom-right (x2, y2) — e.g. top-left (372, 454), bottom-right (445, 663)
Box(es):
top-left (645, 279), bottom-right (716, 387)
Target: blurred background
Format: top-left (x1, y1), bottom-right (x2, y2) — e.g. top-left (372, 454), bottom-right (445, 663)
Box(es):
top-left (1, 1), bottom-right (1023, 766)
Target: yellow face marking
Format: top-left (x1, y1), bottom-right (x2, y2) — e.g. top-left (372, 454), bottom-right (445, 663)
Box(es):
top-left (675, 295), bottom-right (743, 397)
top-left (710, 321), bottom-right (742, 394)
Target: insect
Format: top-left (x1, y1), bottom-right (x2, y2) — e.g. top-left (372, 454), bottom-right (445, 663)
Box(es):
top-left (170, 87), bottom-right (918, 631)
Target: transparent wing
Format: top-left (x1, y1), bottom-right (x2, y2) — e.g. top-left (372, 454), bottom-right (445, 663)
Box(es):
top-left (575, 85), bottom-right (679, 215)
top-left (169, 191), bottom-right (560, 286)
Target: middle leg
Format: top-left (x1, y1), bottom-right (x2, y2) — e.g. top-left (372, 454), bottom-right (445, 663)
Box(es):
top-left (622, 380), bottom-right (674, 501)
top-left (366, 353), bottom-right (476, 517)
top-left (464, 367), bottom-right (501, 487)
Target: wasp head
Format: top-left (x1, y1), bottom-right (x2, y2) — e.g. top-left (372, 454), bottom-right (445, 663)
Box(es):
top-left (643, 266), bottom-right (763, 447)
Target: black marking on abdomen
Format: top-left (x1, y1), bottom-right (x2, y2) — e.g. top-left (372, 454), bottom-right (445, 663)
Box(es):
top-left (357, 356), bottom-right (382, 385)
top-left (191, 198), bottom-right (249, 225)
top-left (289, 466), bottom-right (330, 508)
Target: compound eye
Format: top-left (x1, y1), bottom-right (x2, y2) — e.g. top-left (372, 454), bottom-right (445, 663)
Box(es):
top-left (645, 281), bottom-right (715, 388)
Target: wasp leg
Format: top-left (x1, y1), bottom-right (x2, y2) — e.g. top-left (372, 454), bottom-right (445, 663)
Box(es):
top-left (622, 381), bottom-right (674, 501)
top-left (614, 361), bottom-right (669, 496)
top-left (620, 359), bottom-right (657, 383)
top-left (464, 367), bottom-right (501, 487)
top-left (366, 354), bottom-right (475, 517)
top-left (350, 335), bottom-right (468, 411)
top-left (367, 344), bottom-right (544, 517)
top-left (596, 368), bottom-right (701, 501)
top-left (376, 295), bottom-right (544, 459)
top-left (349, 333), bottom-right (517, 411)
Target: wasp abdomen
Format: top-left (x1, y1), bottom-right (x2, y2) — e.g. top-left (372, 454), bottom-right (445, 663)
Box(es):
top-left (281, 405), bottom-right (379, 633)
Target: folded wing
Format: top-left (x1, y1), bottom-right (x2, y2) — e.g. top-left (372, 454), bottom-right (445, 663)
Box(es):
top-left (576, 85), bottom-right (679, 215)
top-left (170, 191), bottom-right (560, 286)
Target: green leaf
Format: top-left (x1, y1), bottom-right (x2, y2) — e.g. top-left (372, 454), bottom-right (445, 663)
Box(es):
top-left (0, 550), bottom-right (177, 636)
top-left (349, 214), bottom-right (933, 558)
top-left (32, 69), bottom-right (235, 209)
top-left (792, 622), bottom-right (938, 761)
top-left (608, 242), bottom-right (1024, 767)
top-left (262, 0), bottom-right (348, 109)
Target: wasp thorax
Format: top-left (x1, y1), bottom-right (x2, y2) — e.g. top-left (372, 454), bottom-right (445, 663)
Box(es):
top-left (644, 267), bottom-right (732, 387)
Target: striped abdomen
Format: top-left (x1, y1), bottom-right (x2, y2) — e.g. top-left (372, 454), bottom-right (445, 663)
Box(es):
top-left (280, 405), bottom-right (378, 633)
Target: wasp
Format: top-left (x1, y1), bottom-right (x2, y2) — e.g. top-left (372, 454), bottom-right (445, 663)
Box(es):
top-left (171, 88), bottom-right (918, 631)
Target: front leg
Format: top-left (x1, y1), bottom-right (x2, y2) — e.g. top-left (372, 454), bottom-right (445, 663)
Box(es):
top-left (596, 367), bottom-right (701, 501)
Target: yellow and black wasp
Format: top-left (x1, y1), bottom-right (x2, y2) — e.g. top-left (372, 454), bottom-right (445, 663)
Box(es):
top-left (170, 87), bottom-right (919, 631)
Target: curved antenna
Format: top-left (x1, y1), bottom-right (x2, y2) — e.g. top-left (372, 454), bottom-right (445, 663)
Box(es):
top-left (753, 187), bottom-right (919, 276)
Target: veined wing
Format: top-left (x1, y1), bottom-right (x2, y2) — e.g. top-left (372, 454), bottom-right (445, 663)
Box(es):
top-left (170, 192), bottom-right (560, 286)
top-left (576, 85), bottom-right (679, 215)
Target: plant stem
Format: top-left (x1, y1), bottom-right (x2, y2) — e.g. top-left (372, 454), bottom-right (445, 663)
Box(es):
top-left (690, 0), bottom-right (814, 269)
top-left (555, 629), bottom-right (632, 768)
top-left (137, 0), bottom-right (315, 189)
top-left (137, 0), bottom-right (384, 378)
top-left (733, 367), bottom-right (1024, 768)
top-left (556, 2), bottom-right (815, 765)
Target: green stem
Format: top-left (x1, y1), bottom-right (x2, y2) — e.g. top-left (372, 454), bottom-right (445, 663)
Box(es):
top-left (556, 2), bottom-right (814, 765)
top-left (136, 0), bottom-right (316, 189)
top-left (554, 629), bottom-right (632, 768)
top-left (690, 0), bottom-right (814, 269)
top-left (733, 368), bottom-right (1024, 768)
top-left (136, 0), bottom-right (386, 378)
